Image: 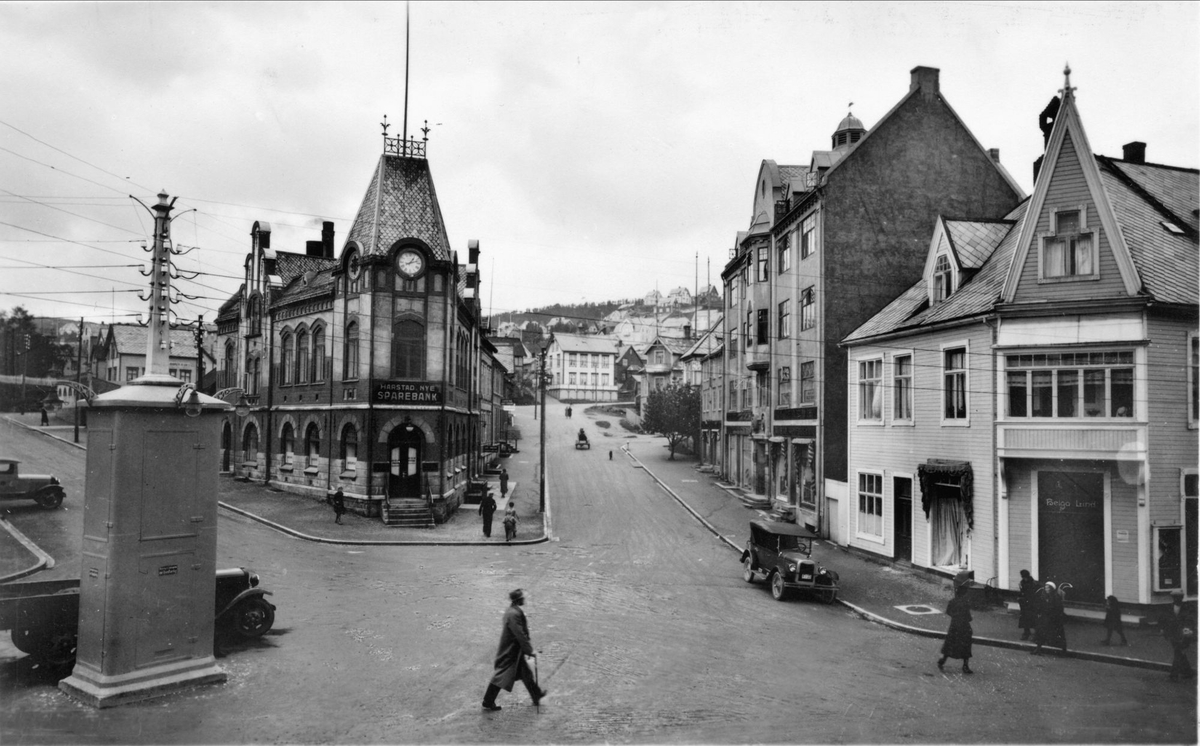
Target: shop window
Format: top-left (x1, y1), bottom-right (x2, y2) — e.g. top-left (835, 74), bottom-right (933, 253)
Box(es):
top-left (857, 472), bottom-right (884, 538)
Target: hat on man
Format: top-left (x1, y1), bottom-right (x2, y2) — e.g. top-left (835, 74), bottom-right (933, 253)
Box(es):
top-left (509, 588), bottom-right (525, 604)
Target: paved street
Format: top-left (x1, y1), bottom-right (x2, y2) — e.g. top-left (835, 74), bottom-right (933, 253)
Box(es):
top-left (0, 407), bottom-right (1196, 743)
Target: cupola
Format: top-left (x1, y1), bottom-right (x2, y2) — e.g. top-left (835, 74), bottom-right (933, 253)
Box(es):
top-left (832, 108), bottom-right (867, 150)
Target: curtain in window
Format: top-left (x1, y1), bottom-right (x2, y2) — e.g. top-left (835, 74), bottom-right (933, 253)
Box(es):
top-left (917, 460), bottom-right (974, 529)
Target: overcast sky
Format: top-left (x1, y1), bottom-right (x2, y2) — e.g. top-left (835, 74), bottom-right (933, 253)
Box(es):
top-left (0, 1), bottom-right (1196, 328)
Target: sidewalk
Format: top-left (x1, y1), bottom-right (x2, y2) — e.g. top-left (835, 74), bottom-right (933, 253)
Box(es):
top-left (620, 439), bottom-right (1179, 674)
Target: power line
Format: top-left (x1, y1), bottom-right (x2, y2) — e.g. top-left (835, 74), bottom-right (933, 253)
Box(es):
top-left (0, 119), bottom-right (153, 193)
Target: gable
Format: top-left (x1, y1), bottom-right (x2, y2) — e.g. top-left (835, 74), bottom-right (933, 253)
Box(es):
top-left (1010, 132), bottom-right (1134, 304)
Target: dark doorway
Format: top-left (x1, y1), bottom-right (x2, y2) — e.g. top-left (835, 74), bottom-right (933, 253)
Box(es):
top-left (221, 422), bottom-right (232, 472)
top-left (894, 476), bottom-right (913, 562)
top-left (1038, 471), bottom-right (1105, 603)
top-left (387, 427), bottom-right (424, 499)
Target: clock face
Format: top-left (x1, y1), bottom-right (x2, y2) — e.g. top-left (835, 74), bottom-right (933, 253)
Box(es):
top-left (397, 249), bottom-right (425, 278)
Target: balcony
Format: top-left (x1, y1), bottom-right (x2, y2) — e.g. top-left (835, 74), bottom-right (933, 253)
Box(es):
top-left (745, 348), bottom-right (770, 371)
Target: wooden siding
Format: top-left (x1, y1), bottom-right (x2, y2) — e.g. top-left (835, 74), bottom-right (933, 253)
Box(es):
top-left (1012, 133), bottom-right (1129, 304)
top-left (1146, 316), bottom-right (1199, 527)
top-left (846, 324), bottom-right (997, 576)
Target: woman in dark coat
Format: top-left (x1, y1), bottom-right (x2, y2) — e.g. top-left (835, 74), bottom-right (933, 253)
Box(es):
top-left (482, 589), bottom-right (546, 710)
top-left (1017, 569), bottom-right (1039, 640)
top-left (938, 583), bottom-right (974, 674)
top-left (1033, 581), bottom-right (1068, 655)
top-left (330, 488), bottom-right (346, 525)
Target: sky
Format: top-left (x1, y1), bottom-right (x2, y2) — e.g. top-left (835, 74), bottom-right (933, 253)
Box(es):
top-left (0, 1), bottom-right (1196, 328)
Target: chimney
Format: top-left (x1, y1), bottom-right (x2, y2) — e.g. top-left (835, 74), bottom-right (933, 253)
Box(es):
top-left (1122, 141), bottom-right (1146, 164)
top-left (909, 66), bottom-right (940, 98)
top-left (468, 238), bottom-right (480, 265)
top-left (987, 148), bottom-right (1001, 164)
top-left (321, 221), bottom-right (335, 258)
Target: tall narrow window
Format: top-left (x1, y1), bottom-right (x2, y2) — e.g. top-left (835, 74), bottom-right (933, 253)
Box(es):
top-left (280, 423), bottom-right (294, 466)
top-left (296, 329), bottom-right (309, 384)
top-left (756, 309), bottom-right (769, 345)
top-left (757, 246), bottom-right (769, 282)
top-left (305, 423), bottom-right (320, 467)
top-left (243, 423), bottom-right (258, 464)
top-left (344, 322), bottom-right (359, 380)
top-left (800, 288), bottom-right (816, 330)
top-left (944, 348), bottom-right (967, 420)
top-left (933, 254), bottom-right (952, 302)
top-left (340, 424), bottom-right (358, 470)
top-left (800, 361), bottom-right (815, 404)
top-left (392, 319), bottom-right (425, 379)
top-left (281, 332), bottom-right (294, 385)
top-left (779, 232), bottom-right (793, 273)
top-left (1191, 335), bottom-right (1199, 424)
top-left (858, 472), bottom-right (884, 538)
top-left (312, 326), bottom-right (325, 382)
top-left (223, 342), bottom-right (235, 383)
top-left (893, 355), bottom-right (912, 420)
top-left (859, 359), bottom-right (882, 421)
top-left (778, 301), bottom-right (790, 339)
top-left (778, 366), bottom-right (791, 407)
top-left (800, 214), bottom-right (816, 259)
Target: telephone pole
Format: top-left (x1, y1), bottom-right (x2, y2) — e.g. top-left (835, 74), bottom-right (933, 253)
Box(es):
top-left (538, 348), bottom-right (547, 513)
top-left (74, 317), bottom-right (83, 443)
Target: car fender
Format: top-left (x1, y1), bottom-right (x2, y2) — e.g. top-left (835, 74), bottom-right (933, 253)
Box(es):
top-left (216, 588), bottom-right (273, 621)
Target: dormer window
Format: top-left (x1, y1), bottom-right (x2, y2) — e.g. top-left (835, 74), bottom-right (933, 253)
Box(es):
top-left (1040, 207), bottom-right (1095, 280)
top-left (933, 254), bottom-right (953, 302)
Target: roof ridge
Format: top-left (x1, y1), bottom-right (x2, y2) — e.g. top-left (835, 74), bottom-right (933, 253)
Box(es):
top-left (1098, 155), bottom-right (1199, 240)
top-left (1108, 158), bottom-right (1199, 175)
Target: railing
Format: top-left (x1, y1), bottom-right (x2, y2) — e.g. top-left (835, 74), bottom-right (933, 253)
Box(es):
top-left (384, 136), bottom-right (426, 159)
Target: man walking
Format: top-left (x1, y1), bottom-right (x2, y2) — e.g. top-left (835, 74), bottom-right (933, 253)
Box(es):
top-left (329, 488), bottom-right (346, 525)
top-left (500, 468), bottom-right (509, 497)
top-left (479, 490), bottom-right (498, 538)
top-left (482, 589), bottom-right (547, 711)
top-left (1162, 590), bottom-right (1195, 681)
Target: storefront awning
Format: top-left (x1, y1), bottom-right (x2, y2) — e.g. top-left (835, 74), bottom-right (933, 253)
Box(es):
top-left (917, 459), bottom-right (974, 530)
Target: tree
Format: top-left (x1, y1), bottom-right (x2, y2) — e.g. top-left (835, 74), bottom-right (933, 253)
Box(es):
top-left (641, 383), bottom-right (701, 460)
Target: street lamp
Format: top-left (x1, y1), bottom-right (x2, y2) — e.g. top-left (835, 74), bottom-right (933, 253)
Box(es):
top-left (214, 387), bottom-right (252, 418)
top-left (41, 390), bottom-right (63, 411)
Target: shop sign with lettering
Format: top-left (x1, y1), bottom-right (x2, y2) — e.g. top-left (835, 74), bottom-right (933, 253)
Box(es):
top-left (373, 381), bottom-right (443, 404)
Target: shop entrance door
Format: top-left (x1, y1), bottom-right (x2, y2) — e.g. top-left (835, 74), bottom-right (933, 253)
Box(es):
top-left (1038, 471), bottom-right (1105, 603)
top-left (388, 428), bottom-right (423, 499)
top-left (893, 477), bottom-right (913, 563)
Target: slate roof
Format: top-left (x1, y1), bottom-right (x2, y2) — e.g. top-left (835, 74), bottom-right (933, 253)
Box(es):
top-left (550, 333), bottom-right (618, 355)
top-left (1097, 158), bottom-right (1199, 306)
top-left (108, 324), bottom-right (204, 357)
top-left (844, 201), bottom-right (1028, 344)
top-left (345, 155), bottom-right (452, 260)
top-left (945, 219), bottom-right (1014, 270)
top-left (275, 265), bottom-right (337, 307)
top-left (274, 253), bottom-right (337, 288)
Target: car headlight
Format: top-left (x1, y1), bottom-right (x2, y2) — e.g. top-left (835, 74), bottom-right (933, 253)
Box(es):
top-left (50, 477), bottom-right (59, 485)
top-left (819, 569), bottom-right (828, 576)
top-left (249, 573), bottom-right (260, 588)
top-left (787, 564), bottom-right (796, 573)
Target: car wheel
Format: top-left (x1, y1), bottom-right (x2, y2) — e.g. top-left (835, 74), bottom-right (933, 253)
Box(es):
top-left (770, 572), bottom-right (787, 601)
top-left (742, 556), bottom-right (757, 583)
top-left (233, 598), bottom-right (275, 639)
top-left (35, 489), bottom-right (63, 509)
top-left (820, 588), bottom-right (838, 605)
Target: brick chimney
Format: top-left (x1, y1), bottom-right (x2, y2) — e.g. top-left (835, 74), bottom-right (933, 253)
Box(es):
top-left (1122, 141), bottom-right (1146, 164)
top-left (910, 66), bottom-right (940, 99)
top-left (321, 221), bottom-right (335, 258)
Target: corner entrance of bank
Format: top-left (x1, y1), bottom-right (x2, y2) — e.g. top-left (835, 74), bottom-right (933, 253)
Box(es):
top-left (1038, 470), bottom-right (1105, 603)
top-left (388, 426), bottom-right (424, 499)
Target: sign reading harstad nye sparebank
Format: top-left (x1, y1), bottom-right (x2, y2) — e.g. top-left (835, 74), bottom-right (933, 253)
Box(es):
top-left (372, 381), bottom-right (443, 405)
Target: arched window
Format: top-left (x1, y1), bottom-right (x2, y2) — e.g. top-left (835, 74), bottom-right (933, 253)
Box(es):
top-left (312, 325), bottom-right (325, 382)
top-left (281, 332), bottom-right (295, 385)
top-left (223, 341), bottom-right (235, 381)
top-left (243, 422), bottom-right (259, 464)
top-left (305, 423), bottom-right (320, 467)
top-left (392, 319), bottom-right (425, 379)
top-left (246, 354), bottom-right (260, 396)
top-left (344, 322), bottom-right (359, 380)
top-left (280, 423), bottom-right (295, 466)
top-left (296, 329), bottom-right (309, 384)
top-left (248, 295), bottom-right (261, 335)
top-left (340, 424), bottom-right (358, 470)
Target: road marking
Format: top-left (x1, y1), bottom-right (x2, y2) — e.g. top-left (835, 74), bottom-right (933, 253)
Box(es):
top-left (894, 604), bottom-right (940, 615)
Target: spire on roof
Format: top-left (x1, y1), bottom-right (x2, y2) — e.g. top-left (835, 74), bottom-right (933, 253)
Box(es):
top-left (1059, 63), bottom-right (1076, 101)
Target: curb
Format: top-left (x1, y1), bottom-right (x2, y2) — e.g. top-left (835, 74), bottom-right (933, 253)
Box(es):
top-left (2, 416), bottom-right (85, 451)
top-left (218, 501), bottom-right (550, 547)
top-left (625, 449), bottom-right (1171, 672)
top-left (0, 518), bottom-right (54, 582)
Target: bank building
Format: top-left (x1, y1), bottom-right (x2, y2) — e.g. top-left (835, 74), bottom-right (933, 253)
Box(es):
top-left (214, 128), bottom-right (503, 525)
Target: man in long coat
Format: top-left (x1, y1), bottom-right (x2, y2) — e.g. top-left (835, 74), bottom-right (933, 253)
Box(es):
top-left (479, 491), bottom-right (498, 538)
top-left (1161, 590), bottom-right (1196, 681)
top-left (482, 589), bottom-right (546, 711)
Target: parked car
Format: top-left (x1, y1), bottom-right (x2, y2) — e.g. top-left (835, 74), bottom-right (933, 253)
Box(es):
top-left (740, 519), bottom-right (839, 603)
top-left (0, 458), bottom-right (65, 509)
top-left (0, 567), bottom-right (276, 667)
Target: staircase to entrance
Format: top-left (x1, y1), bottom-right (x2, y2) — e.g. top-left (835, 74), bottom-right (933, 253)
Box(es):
top-left (382, 498), bottom-right (435, 528)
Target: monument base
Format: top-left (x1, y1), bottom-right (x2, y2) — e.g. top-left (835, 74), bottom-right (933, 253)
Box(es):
top-left (59, 656), bottom-right (226, 708)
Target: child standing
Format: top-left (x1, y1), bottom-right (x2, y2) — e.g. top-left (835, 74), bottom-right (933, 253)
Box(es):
top-left (502, 503), bottom-right (519, 542)
top-left (1101, 595), bottom-right (1129, 646)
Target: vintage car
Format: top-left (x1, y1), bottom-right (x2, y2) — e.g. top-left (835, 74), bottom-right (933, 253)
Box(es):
top-left (1, 567), bottom-right (276, 667)
top-left (740, 519), bottom-right (839, 603)
top-left (575, 429), bottom-right (590, 449)
top-left (0, 458), bottom-right (65, 509)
